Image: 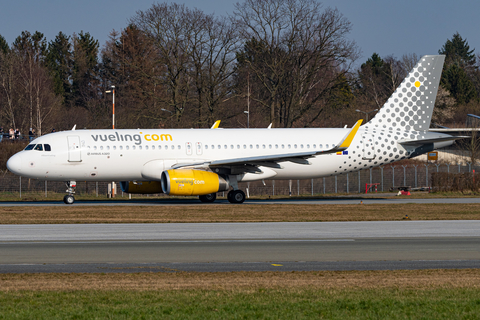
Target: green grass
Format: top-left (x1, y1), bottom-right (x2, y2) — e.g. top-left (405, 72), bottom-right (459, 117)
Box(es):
top-left (1, 288), bottom-right (480, 319)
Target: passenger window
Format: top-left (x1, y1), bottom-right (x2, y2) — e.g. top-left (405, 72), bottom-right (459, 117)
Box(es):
top-left (34, 144), bottom-right (43, 151)
top-left (288, 144), bottom-right (291, 149)
top-left (275, 144), bottom-right (278, 149)
top-left (152, 145), bottom-right (155, 150)
top-left (205, 145), bottom-right (208, 149)
top-left (145, 146), bottom-right (148, 150)
top-left (282, 144), bottom-right (285, 149)
top-left (306, 144), bottom-right (310, 149)
top-left (313, 144), bottom-right (316, 148)
top-left (126, 146), bottom-right (129, 150)
top-left (120, 146), bottom-right (123, 150)
top-left (165, 145), bottom-right (168, 150)
top-left (106, 146), bottom-right (110, 150)
top-left (100, 146), bottom-right (104, 150)
top-left (178, 145), bottom-right (181, 150)
top-left (237, 145), bottom-right (240, 149)
top-left (113, 146), bottom-right (117, 150)
top-left (262, 144), bottom-right (265, 149)
top-left (171, 145), bottom-right (174, 150)
top-left (25, 144), bottom-right (35, 151)
top-left (243, 145), bottom-right (246, 149)
top-left (132, 146), bottom-right (136, 150)
top-left (300, 144), bottom-right (303, 149)
top-left (158, 145), bottom-right (161, 150)
top-left (224, 145), bottom-right (227, 149)
top-left (294, 144), bottom-right (297, 149)
top-left (256, 145), bottom-right (259, 149)
top-left (250, 145), bottom-right (253, 149)
top-left (230, 145), bottom-right (234, 149)
top-left (94, 146), bottom-right (97, 150)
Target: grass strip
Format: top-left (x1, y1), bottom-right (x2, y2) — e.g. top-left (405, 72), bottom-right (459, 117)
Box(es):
top-left (1, 270), bottom-right (479, 318)
top-left (0, 287), bottom-right (479, 319)
top-left (1, 203), bottom-right (480, 224)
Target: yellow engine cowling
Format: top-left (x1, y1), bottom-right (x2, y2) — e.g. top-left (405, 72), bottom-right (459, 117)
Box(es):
top-left (161, 169), bottom-right (229, 196)
top-left (120, 181), bottom-right (163, 194)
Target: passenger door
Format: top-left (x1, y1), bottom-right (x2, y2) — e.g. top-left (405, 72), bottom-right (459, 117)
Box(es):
top-left (67, 136), bottom-right (82, 162)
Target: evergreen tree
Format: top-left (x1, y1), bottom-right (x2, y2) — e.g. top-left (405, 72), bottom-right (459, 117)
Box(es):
top-left (442, 63), bottom-right (477, 105)
top-left (439, 33), bottom-right (478, 104)
top-left (12, 31), bottom-right (46, 62)
top-left (0, 34), bottom-right (8, 54)
top-left (439, 32), bottom-right (476, 67)
top-left (71, 31), bottom-right (100, 108)
top-left (46, 32), bottom-right (73, 103)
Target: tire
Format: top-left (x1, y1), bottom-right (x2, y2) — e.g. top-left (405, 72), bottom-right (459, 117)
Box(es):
top-left (63, 195), bottom-right (75, 204)
top-left (228, 190), bottom-right (245, 204)
top-left (199, 193), bottom-right (216, 203)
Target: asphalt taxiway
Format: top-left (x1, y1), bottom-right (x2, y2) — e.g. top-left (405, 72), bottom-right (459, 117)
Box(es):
top-left (2, 196), bottom-right (480, 206)
top-left (1, 221), bottom-right (479, 273)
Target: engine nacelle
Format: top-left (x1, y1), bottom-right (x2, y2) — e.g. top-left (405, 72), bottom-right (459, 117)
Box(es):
top-left (120, 181), bottom-right (163, 194)
top-left (161, 169), bottom-right (229, 196)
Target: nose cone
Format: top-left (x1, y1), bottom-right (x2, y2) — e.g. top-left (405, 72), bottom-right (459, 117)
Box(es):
top-left (7, 152), bottom-right (23, 175)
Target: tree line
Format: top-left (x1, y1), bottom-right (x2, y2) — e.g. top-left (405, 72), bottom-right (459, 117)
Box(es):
top-left (1, 0), bottom-right (480, 138)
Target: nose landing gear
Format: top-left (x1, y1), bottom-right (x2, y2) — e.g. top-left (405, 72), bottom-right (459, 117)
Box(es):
top-left (63, 181), bottom-right (76, 204)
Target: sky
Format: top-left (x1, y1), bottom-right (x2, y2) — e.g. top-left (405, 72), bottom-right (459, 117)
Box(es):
top-left (1, 0), bottom-right (479, 66)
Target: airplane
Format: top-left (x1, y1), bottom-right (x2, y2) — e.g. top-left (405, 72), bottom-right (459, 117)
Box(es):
top-left (7, 55), bottom-right (462, 204)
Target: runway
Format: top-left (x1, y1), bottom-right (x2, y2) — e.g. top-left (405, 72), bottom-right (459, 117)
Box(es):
top-left (2, 196), bottom-right (480, 206)
top-left (1, 221), bottom-right (479, 273)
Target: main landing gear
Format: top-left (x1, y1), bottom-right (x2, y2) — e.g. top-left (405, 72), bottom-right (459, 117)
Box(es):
top-left (199, 193), bottom-right (217, 203)
top-left (227, 189), bottom-right (246, 204)
top-left (198, 190), bottom-right (246, 204)
top-left (64, 181), bottom-right (76, 204)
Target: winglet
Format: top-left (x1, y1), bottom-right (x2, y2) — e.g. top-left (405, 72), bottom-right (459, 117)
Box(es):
top-left (210, 120), bottom-right (221, 129)
top-left (338, 120), bottom-right (363, 148)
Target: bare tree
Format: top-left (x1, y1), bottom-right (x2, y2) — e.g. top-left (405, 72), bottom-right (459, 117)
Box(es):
top-left (189, 15), bottom-right (239, 126)
top-left (0, 51), bottom-right (20, 130)
top-left (234, 0), bottom-right (359, 127)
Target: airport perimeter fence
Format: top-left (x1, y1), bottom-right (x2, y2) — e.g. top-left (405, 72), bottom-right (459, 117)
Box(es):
top-left (1, 162), bottom-right (479, 199)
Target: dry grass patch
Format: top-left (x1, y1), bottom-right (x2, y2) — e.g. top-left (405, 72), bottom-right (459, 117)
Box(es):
top-left (1, 203), bottom-right (480, 224)
top-left (1, 269), bottom-right (480, 292)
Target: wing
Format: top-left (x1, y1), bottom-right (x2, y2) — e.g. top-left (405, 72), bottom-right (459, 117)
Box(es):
top-left (171, 120), bottom-right (363, 170)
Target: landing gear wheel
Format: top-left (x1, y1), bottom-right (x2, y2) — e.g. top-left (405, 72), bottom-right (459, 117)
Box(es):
top-left (63, 195), bottom-right (75, 204)
top-left (199, 193), bottom-right (217, 203)
top-left (227, 190), bottom-right (245, 204)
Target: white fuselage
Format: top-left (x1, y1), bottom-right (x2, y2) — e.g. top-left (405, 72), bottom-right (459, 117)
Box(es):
top-left (7, 126), bottom-right (453, 183)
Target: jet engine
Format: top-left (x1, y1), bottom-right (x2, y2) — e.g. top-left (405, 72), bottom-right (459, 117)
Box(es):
top-left (120, 181), bottom-right (163, 194)
top-left (161, 169), bottom-right (229, 196)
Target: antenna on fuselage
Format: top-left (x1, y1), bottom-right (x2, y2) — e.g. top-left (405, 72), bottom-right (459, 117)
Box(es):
top-left (71, 125), bottom-right (76, 131)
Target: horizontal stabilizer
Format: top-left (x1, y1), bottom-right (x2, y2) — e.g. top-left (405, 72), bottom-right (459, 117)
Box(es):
top-left (399, 136), bottom-right (469, 146)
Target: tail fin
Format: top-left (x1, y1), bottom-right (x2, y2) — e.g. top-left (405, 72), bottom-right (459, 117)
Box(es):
top-left (366, 55), bottom-right (445, 132)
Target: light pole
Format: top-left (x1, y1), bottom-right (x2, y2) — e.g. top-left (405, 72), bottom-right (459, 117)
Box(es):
top-left (355, 108), bottom-right (378, 122)
top-left (105, 85), bottom-right (115, 129)
top-left (105, 85), bottom-right (116, 198)
top-left (245, 72), bottom-right (250, 128)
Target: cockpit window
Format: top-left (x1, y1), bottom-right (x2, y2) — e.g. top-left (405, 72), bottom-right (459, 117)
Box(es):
top-left (25, 144), bottom-right (35, 151)
top-left (34, 144), bottom-right (43, 151)
top-left (44, 144), bottom-right (51, 151)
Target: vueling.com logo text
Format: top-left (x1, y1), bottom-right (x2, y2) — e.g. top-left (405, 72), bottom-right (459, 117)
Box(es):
top-left (91, 132), bottom-right (173, 145)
